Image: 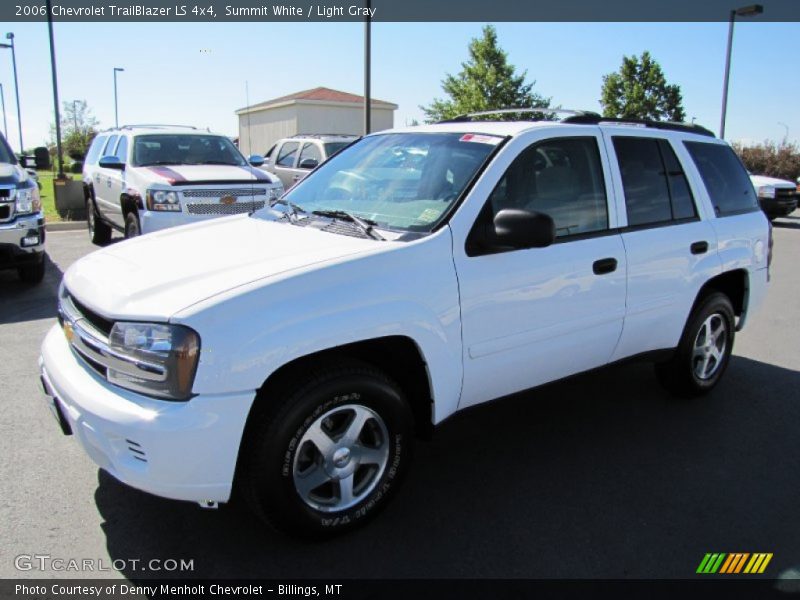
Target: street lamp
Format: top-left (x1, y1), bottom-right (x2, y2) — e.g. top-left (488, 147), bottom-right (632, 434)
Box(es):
top-left (719, 4), bottom-right (763, 139)
top-left (113, 67), bottom-right (124, 128)
top-left (0, 33), bottom-right (23, 153)
top-left (0, 83), bottom-right (7, 139)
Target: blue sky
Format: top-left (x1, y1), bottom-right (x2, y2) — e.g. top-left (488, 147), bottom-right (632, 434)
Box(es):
top-left (0, 20), bottom-right (797, 152)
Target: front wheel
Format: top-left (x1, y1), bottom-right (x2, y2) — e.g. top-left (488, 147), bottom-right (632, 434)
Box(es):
top-left (655, 292), bottom-right (735, 398)
top-left (87, 196), bottom-right (111, 245)
top-left (124, 211), bottom-right (141, 239)
top-left (239, 360), bottom-right (413, 537)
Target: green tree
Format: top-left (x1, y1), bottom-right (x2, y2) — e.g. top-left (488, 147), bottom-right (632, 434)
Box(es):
top-left (600, 51), bottom-right (686, 122)
top-left (51, 100), bottom-right (99, 160)
top-left (421, 25), bottom-right (551, 123)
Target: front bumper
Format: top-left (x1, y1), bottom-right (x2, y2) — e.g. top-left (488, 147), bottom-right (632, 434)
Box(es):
top-left (39, 324), bottom-right (255, 503)
top-left (0, 212), bottom-right (45, 268)
top-left (759, 196), bottom-right (798, 218)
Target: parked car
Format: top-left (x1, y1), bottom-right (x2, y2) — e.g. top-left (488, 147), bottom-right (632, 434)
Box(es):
top-left (82, 125), bottom-right (284, 244)
top-left (0, 132), bottom-right (45, 283)
top-left (262, 134), bottom-right (358, 189)
top-left (41, 112), bottom-right (770, 537)
top-left (749, 173), bottom-right (798, 220)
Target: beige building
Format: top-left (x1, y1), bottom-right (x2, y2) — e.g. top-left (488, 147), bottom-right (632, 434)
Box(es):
top-left (235, 87), bottom-right (398, 156)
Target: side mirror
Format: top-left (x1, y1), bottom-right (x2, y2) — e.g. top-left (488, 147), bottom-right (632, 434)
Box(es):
top-left (299, 157), bottom-right (319, 170)
top-left (248, 154), bottom-right (265, 167)
top-left (98, 155), bottom-right (124, 170)
top-left (491, 209), bottom-right (555, 249)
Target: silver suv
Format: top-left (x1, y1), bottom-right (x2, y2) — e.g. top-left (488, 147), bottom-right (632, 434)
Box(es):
top-left (263, 134), bottom-right (357, 189)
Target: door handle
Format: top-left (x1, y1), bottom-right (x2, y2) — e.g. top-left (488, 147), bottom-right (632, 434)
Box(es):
top-left (292, 175), bottom-right (302, 181)
top-left (592, 257), bottom-right (618, 275)
top-left (690, 241), bottom-right (709, 255)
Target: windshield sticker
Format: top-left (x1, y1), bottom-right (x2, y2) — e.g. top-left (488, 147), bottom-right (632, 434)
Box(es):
top-left (459, 133), bottom-right (503, 145)
top-left (417, 208), bottom-right (441, 223)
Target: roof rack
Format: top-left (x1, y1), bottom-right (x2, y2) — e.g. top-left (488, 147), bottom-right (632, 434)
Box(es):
top-left (289, 133), bottom-right (359, 139)
top-left (438, 107), bottom-right (716, 138)
top-left (440, 108), bottom-right (602, 123)
top-left (117, 124), bottom-right (199, 131)
top-left (561, 115), bottom-right (715, 138)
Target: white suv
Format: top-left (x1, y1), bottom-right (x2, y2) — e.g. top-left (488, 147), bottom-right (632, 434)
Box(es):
top-left (82, 125), bottom-right (283, 243)
top-left (41, 111), bottom-right (770, 537)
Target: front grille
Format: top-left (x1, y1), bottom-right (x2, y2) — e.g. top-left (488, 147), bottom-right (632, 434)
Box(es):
top-left (0, 203), bottom-right (10, 222)
top-left (69, 294), bottom-right (113, 335)
top-left (775, 188), bottom-right (797, 200)
top-left (181, 188), bottom-right (266, 198)
top-left (186, 200), bottom-right (265, 215)
top-left (126, 439), bottom-right (148, 463)
top-left (0, 188), bottom-right (11, 198)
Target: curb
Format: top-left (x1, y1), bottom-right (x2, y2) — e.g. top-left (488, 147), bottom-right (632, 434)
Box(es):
top-left (47, 221), bottom-right (86, 232)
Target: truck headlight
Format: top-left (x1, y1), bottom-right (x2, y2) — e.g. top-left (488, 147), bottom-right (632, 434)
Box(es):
top-left (267, 185), bottom-right (284, 201)
top-left (757, 185), bottom-right (776, 199)
top-left (15, 185), bottom-right (41, 215)
top-left (146, 189), bottom-right (182, 212)
top-left (107, 322), bottom-right (200, 400)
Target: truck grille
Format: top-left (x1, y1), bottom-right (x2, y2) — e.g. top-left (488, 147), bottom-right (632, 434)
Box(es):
top-left (0, 203), bottom-right (11, 222)
top-left (186, 201), bottom-right (265, 215)
top-left (181, 188), bottom-right (266, 198)
top-left (775, 188), bottom-right (798, 201)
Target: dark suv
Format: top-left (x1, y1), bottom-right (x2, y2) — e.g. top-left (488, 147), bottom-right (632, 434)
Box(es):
top-left (0, 132), bottom-right (45, 283)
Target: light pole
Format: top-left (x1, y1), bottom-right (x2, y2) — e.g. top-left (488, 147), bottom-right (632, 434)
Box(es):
top-left (45, 0), bottom-right (65, 178)
top-left (0, 33), bottom-right (23, 153)
top-left (113, 67), bottom-right (124, 128)
top-left (363, 0), bottom-right (371, 135)
top-left (0, 83), bottom-right (7, 138)
top-left (720, 4), bottom-right (763, 139)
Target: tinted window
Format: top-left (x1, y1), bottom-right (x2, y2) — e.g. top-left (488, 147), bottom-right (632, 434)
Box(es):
top-left (276, 142), bottom-right (299, 167)
top-left (114, 136), bottom-right (128, 162)
top-left (485, 137), bottom-right (608, 239)
top-left (264, 144), bottom-right (276, 158)
top-left (84, 135), bottom-right (107, 165)
top-left (298, 142), bottom-right (322, 168)
top-left (614, 137), bottom-right (697, 226)
top-left (684, 141), bottom-right (759, 216)
top-left (324, 141), bottom-right (352, 158)
top-left (102, 135), bottom-right (119, 157)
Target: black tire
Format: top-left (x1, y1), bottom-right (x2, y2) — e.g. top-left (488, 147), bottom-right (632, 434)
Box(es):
top-left (655, 292), bottom-right (735, 398)
top-left (18, 255), bottom-right (45, 284)
top-left (239, 359), bottom-right (413, 537)
top-left (87, 196), bottom-right (111, 245)
top-left (124, 211), bottom-right (141, 239)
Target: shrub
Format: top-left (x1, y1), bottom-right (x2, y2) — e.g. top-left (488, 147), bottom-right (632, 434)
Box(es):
top-left (731, 140), bottom-right (800, 182)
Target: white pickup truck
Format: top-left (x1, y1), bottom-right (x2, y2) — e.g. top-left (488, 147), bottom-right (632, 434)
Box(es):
top-left (40, 112), bottom-right (770, 537)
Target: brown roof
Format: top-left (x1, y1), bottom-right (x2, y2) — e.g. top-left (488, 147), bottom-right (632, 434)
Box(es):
top-left (238, 87), bottom-right (397, 113)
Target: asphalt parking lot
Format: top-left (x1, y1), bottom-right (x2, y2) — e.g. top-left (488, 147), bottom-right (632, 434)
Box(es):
top-left (1, 215), bottom-right (799, 582)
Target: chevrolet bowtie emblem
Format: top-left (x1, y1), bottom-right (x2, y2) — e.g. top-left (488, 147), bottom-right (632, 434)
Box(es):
top-left (220, 195), bottom-right (236, 205)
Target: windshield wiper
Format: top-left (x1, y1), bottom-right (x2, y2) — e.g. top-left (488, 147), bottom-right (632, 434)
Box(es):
top-left (270, 198), bottom-right (307, 221)
top-left (311, 210), bottom-right (385, 241)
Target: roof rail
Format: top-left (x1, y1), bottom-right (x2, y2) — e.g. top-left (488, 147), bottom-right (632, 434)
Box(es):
top-left (561, 114), bottom-right (715, 137)
top-left (440, 108), bottom-right (602, 123)
top-left (289, 133), bottom-right (359, 139)
top-left (117, 124), bottom-right (199, 130)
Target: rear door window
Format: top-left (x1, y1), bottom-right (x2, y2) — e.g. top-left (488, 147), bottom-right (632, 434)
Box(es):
top-left (613, 137), bottom-right (697, 227)
top-left (298, 142), bottom-right (323, 169)
top-left (102, 135), bottom-right (119, 158)
top-left (684, 141), bottom-right (759, 216)
top-left (114, 136), bottom-right (128, 162)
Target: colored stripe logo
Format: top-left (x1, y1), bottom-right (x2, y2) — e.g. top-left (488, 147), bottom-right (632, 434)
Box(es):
top-left (697, 553), bottom-right (773, 574)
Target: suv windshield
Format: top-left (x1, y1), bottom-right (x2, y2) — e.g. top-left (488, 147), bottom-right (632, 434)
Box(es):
top-left (280, 132), bottom-right (500, 232)
top-left (131, 134), bottom-right (246, 167)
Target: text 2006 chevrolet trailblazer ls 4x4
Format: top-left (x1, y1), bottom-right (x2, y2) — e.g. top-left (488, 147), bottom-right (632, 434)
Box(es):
top-left (40, 111), bottom-right (770, 536)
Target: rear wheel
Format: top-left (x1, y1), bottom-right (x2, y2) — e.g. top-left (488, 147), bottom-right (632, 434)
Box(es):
top-left (655, 292), bottom-right (735, 397)
top-left (87, 196), bottom-right (111, 245)
top-left (239, 359), bottom-right (413, 537)
top-left (124, 211), bottom-right (141, 239)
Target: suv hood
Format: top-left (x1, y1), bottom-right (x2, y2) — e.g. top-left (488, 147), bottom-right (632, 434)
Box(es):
top-left (143, 164), bottom-right (278, 185)
top-left (749, 174), bottom-right (795, 188)
top-left (64, 215), bottom-right (388, 321)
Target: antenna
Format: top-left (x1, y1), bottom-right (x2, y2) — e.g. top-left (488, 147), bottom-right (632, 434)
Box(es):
top-left (245, 81), bottom-right (257, 216)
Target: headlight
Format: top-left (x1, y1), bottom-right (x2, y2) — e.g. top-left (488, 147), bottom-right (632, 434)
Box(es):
top-left (107, 322), bottom-right (200, 400)
top-left (146, 189), bottom-right (181, 212)
top-left (15, 185), bottom-right (41, 215)
top-left (757, 185), bottom-right (776, 199)
top-left (267, 184), bottom-right (284, 201)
